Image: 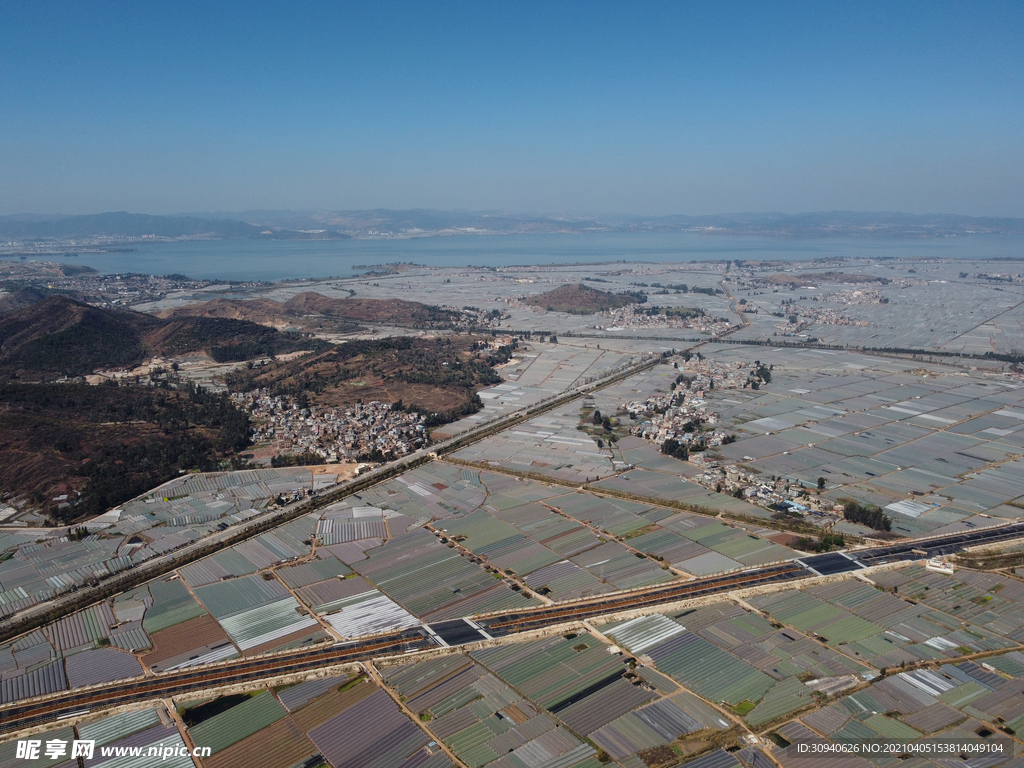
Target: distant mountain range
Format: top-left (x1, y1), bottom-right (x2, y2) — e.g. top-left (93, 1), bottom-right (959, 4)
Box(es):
top-left (0, 211), bottom-right (350, 241)
top-left (617, 211), bottom-right (1024, 237)
top-left (197, 208), bottom-right (1024, 237)
top-left (2, 209), bottom-right (1022, 241)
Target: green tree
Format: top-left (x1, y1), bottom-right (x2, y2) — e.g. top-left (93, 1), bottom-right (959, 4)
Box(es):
top-left (842, 500), bottom-right (892, 531)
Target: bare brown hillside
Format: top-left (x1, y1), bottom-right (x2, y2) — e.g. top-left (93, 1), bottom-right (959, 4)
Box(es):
top-left (0, 296), bottom-right (323, 380)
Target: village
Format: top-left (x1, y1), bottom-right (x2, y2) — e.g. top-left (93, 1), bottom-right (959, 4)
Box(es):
top-left (0, 258), bottom-right (247, 307)
top-left (593, 302), bottom-right (734, 334)
top-left (233, 389), bottom-right (429, 464)
top-left (623, 355), bottom-right (844, 527)
top-left (768, 287), bottom-right (891, 332)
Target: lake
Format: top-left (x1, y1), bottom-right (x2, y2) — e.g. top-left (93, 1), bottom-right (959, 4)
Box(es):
top-left (34, 232), bottom-right (1024, 282)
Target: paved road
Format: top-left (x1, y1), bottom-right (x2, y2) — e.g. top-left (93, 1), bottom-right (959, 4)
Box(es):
top-left (3, 520), bottom-right (1022, 733)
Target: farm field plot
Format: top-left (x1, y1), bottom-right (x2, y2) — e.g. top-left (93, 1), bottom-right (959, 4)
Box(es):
top-left (0, 671), bottom-right (459, 768)
top-left (180, 673), bottom-right (452, 768)
top-left (601, 600), bottom-right (870, 729)
top-left (748, 568), bottom-right (1024, 670)
top-left (691, 345), bottom-right (1024, 536)
top-left (434, 341), bottom-right (648, 438)
top-left (451, 401), bottom-right (619, 485)
top-left (770, 619), bottom-right (1024, 768)
top-left (0, 468), bottom-right (330, 622)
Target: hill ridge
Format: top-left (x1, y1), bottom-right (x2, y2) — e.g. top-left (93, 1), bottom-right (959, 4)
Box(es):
top-left (0, 296), bottom-right (323, 380)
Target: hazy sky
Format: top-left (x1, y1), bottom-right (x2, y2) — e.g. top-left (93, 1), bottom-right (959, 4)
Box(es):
top-left (2, 1), bottom-right (1022, 217)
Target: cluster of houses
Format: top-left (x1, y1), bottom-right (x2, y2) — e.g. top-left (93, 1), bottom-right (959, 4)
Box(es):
top-left (594, 304), bottom-right (734, 334)
top-left (694, 463), bottom-right (842, 526)
top-left (0, 259), bottom-right (231, 307)
top-left (771, 288), bottom-right (891, 330)
top-left (234, 390), bottom-right (428, 462)
top-left (624, 358), bottom-right (752, 446)
top-left (624, 356), bottom-right (843, 526)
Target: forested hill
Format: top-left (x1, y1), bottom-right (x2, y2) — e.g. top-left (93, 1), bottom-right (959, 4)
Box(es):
top-left (0, 296), bottom-right (327, 380)
top-left (523, 283), bottom-right (647, 314)
top-left (0, 286), bottom-right (53, 314)
top-left (161, 291), bottom-right (468, 330)
top-left (0, 382), bottom-right (250, 523)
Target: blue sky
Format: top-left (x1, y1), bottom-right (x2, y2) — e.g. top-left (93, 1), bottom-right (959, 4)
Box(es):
top-left (1, 1), bottom-right (1021, 216)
